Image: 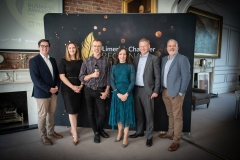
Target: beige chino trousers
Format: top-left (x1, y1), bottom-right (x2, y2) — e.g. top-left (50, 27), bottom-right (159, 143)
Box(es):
top-left (36, 94), bottom-right (57, 138)
top-left (162, 88), bottom-right (184, 143)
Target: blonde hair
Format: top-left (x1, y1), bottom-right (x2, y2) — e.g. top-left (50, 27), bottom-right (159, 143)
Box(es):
top-left (139, 38), bottom-right (150, 45)
top-left (65, 42), bottom-right (81, 61)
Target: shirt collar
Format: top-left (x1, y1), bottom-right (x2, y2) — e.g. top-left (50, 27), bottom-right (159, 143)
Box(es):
top-left (40, 53), bottom-right (50, 59)
top-left (91, 54), bottom-right (102, 59)
top-left (168, 53), bottom-right (178, 60)
top-left (140, 52), bottom-right (149, 58)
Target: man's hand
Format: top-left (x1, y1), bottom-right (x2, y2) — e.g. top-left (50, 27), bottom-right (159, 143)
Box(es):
top-left (100, 91), bottom-right (108, 99)
top-left (50, 86), bottom-right (58, 93)
top-left (92, 71), bottom-right (100, 78)
top-left (150, 93), bottom-right (158, 99)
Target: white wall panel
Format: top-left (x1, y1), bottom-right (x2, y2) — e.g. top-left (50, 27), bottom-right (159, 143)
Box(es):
top-left (213, 74), bottom-right (225, 83)
top-left (226, 73), bottom-right (237, 82)
top-left (215, 28), bottom-right (228, 67)
top-left (227, 30), bottom-right (240, 66)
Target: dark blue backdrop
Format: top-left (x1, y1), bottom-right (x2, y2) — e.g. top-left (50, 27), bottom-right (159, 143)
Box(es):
top-left (44, 13), bottom-right (196, 132)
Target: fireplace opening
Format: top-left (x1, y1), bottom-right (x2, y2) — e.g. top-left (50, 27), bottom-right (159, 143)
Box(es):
top-left (0, 91), bottom-right (28, 130)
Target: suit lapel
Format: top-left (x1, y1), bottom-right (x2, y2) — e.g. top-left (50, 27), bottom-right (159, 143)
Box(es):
top-left (168, 53), bottom-right (180, 72)
top-left (162, 57), bottom-right (167, 75)
top-left (49, 57), bottom-right (55, 79)
top-left (134, 55), bottom-right (140, 70)
top-left (135, 55), bottom-right (140, 65)
top-left (144, 54), bottom-right (152, 73)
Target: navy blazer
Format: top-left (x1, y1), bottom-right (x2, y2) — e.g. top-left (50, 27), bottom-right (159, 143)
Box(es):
top-left (29, 54), bottom-right (60, 98)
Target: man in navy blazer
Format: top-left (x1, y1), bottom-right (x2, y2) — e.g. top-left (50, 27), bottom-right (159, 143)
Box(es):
top-left (158, 39), bottom-right (190, 151)
top-left (129, 38), bottom-right (160, 147)
top-left (29, 39), bottom-right (62, 146)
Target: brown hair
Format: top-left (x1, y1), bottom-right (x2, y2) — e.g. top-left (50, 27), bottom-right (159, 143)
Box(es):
top-left (65, 42), bottom-right (81, 61)
top-left (38, 39), bottom-right (51, 47)
top-left (114, 48), bottom-right (132, 64)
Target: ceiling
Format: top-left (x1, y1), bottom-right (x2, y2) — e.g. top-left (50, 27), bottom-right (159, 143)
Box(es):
top-left (208, 0), bottom-right (240, 12)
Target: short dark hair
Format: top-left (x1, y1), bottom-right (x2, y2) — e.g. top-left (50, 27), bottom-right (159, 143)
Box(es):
top-left (38, 39), bottom-right (51, 47)
top-left (114, 48), bottom-right (132, 64)
top-left (91, 39), bottom-right (102, 46)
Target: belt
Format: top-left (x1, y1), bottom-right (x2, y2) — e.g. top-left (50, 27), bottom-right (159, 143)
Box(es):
top-left (67, 77), bottom-right (78, 79)
top-left (164, 87), bottom-right (167, 90)
top-left (86, 85), bottom-right (106, 91)
top-left (135, 85), bottom-right (144, 88)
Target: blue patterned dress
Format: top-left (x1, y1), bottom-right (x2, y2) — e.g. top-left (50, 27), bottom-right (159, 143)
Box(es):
top-left (109, 63), bottom-right (136, 129)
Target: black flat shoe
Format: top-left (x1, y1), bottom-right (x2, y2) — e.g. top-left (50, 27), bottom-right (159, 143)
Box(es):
top-left (99, 130), bottom-right (109, 138)
top-left (94, 132), bottom-right (100, 143)
top-left (146, 138), bottom-right (153, 147)
top-left (129, 133), bottom-right (144, 138)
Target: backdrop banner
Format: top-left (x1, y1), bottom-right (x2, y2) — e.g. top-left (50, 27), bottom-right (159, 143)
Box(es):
top-left (44, 13), bottom-right (195, 132)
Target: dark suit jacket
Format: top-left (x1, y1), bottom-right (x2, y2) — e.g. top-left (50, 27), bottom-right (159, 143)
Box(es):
top-left (133, 53), bottom-right (160, 96)
top-left (29, 54), bottom-right (60, 98)
top-left (161, 53), bottom-right (190, 97)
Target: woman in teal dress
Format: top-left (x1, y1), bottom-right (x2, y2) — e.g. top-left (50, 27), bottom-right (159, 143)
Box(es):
top-left (109, 48), bottom-right (136, 148)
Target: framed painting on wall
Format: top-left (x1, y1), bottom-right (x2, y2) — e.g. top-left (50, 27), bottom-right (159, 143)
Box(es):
top-left (122, 0), bottom-right (157, 13)
top-left (187, 7), bottom-right (223, 58)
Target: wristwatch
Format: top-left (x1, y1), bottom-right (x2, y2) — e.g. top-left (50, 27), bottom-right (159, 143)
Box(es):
top-left (0, 54), bottom-right (4, 64)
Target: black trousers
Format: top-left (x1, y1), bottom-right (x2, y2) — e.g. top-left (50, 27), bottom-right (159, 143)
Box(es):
top-left (84, 87), bottom-right (107, 132)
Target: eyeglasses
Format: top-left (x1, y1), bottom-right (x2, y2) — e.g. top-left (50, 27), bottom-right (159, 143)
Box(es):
top-left (40, 45), bottom-right (50, 48)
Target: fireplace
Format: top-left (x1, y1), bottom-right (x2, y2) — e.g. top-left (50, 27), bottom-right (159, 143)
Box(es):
top-left (0, 91), bottom-right (27, 129)
top-left (0, 69), bottom-right (38, 134)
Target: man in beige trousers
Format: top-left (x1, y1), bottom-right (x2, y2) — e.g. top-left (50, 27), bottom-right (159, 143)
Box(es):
top-left (29, 39), bottom-right (63, 146)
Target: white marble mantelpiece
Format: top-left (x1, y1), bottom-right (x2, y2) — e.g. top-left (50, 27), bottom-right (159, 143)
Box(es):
top-left (193, 67), bottom-right (214, 73)
top-left (0, 69), bottom-right (37, 125)
top-left (0, 69), bottom-right (31, 84)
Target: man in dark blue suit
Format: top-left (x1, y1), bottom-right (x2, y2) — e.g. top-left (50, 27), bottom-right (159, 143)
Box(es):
top-left (29, 39), bottom-right (62, 146)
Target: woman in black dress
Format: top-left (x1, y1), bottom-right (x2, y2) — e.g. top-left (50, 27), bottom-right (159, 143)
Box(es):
top-left (59, 42), bottom-right (83, 145)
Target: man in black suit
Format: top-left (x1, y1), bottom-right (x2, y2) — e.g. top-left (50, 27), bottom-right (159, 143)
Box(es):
top-left (29, 39), bottom-right (63, 146)
top-left (129, 38), bottom-right (160, 147)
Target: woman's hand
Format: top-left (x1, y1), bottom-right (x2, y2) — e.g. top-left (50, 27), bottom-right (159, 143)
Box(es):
top-left (117, 93), bottom-right (128, 101)
top-left (71, 85), bottom-right (80, 93)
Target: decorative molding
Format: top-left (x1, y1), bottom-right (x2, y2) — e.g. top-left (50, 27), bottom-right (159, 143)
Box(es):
top-left (0, 69), bottom-right (31, 84)
top-left (178, 0), bottom-right (194, 13)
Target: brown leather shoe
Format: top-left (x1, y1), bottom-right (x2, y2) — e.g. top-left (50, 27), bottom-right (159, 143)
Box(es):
top-left (168, 142), bottom-right (179, 151)
top-left (49, 131), bottom-right (63, 139)
top-left (158, 133), bottom-right (173, 140)
top-left (41, 137), bottom-right (53, 146)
